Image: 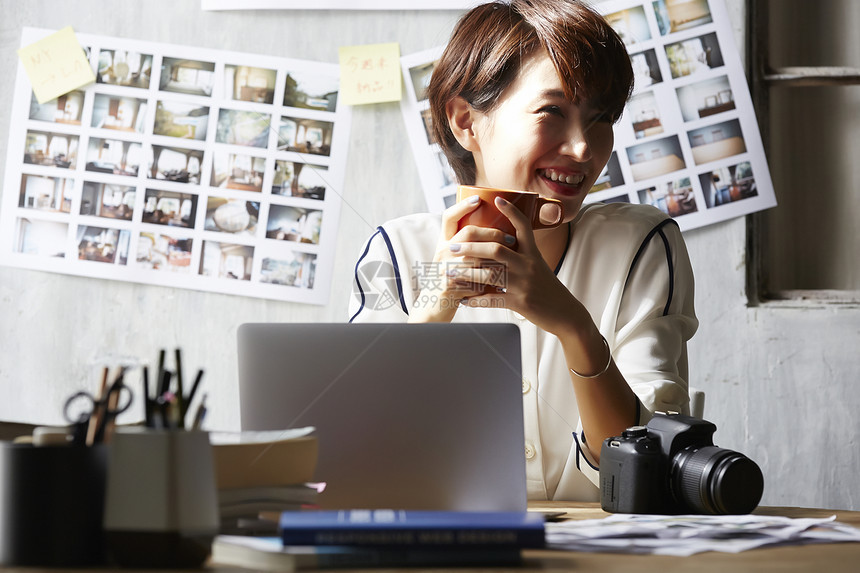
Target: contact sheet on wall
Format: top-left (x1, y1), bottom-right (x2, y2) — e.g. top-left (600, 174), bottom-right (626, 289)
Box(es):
top-left (399, 0), bottom-right (776, 231)
top-left (1, 28), bottom-right (350, 305)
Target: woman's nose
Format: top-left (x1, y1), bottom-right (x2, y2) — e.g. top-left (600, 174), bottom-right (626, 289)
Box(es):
top-left (560, 125), bottom-right (593, 162)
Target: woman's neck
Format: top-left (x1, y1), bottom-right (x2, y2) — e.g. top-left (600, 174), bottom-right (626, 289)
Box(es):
top-left (534, 222), bottom-right (570, 271)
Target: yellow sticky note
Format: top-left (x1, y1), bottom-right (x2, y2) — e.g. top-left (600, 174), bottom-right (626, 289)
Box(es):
top-left (338, 43), bottom-right (402, 106)
top-left (18, 27), bottom-right (95, 104)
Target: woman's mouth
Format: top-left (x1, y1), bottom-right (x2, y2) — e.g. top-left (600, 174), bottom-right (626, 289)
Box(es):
top-left (539, 168), bottom-right (586, 194)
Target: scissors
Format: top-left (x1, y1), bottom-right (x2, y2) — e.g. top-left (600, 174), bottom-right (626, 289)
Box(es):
top-left (64, 372), bottom-right (134, 445)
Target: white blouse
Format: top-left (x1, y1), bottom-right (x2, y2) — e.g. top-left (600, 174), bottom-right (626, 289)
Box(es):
top-left (348, 202), bottom-right (698, 501)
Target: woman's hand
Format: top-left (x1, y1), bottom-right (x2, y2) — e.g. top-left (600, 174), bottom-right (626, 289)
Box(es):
top-left (408, 195), bottom-right (511, 323)
top-left (450, 196), bottom-right (582, 336)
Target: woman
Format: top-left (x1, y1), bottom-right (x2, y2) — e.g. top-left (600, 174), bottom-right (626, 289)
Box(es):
top-left (349, 0), bottom-right (697, 501)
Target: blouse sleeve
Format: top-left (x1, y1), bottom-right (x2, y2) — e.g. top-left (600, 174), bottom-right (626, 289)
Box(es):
top-left (573, 218), bottom-right (698, 487)
top-left (612, 219), bottom-right (698, 421)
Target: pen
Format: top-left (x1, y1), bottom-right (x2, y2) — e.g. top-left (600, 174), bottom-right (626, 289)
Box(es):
top-left (175, 348), bottom-right (185, 429)
top-left (191, 393), bottom-right (208, 430)
top-left (184, 368), bottom-right (204, 427)
top-left (156, 348), bottom-right (166, 391)
top-left (159, 370), bottom-right (172, 428)
top-left (142, 365), bottom-right (152, 427)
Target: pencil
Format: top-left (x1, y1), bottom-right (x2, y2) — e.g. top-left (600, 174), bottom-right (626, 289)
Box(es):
top-left (101, 367), bottom-right (124, 444)
top-left (86, 366), bottom-right (110, 446)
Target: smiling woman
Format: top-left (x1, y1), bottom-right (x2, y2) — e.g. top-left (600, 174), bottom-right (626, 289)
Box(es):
top-left (348, 0), bottom-right (698, 503)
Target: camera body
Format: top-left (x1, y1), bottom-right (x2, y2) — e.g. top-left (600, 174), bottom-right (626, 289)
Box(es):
top-left (600, 412), bottom-right (763, 515)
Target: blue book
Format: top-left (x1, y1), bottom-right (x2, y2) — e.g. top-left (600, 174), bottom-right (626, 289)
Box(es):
top-left (212, 535), bottom-right (523, 570)
top-left (278, 509), bottom-right (546, 548)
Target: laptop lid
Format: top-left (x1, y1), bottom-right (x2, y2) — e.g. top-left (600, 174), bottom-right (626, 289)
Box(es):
top-left (237, 322), bottom-right (526, 511)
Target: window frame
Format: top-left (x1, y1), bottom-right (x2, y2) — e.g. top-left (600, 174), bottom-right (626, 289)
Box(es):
top-left (745, 0), bottom-right (860, 307)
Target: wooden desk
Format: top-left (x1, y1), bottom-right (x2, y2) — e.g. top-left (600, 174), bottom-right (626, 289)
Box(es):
top-left (203, 503), bottom-right (859, 573)
top-left (2, 503), bottom-right (858, 572)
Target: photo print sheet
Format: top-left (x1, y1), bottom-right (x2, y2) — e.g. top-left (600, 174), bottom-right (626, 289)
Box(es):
top-left (202, 1), bottom-right (482, 10)
top-left (1, 28), bottom-right (351, 305)
top-left (398, 0), bottom-right (776, 231)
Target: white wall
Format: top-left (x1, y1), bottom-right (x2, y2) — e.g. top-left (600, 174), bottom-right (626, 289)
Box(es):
top-left (0, 0), bottom-right (857, 511)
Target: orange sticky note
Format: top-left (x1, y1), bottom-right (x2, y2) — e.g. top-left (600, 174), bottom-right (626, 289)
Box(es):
top-left (18, 27), bottom-right (95, 104)
top-left (338, 43), bottom-right (402, 106)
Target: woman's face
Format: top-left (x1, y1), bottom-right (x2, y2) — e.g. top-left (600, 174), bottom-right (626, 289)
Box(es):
top-left (470, 51), bottom-right (615, 221)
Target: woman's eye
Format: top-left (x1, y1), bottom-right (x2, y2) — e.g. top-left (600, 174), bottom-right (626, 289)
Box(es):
top-left (539, 105), bottom-right (564, 117)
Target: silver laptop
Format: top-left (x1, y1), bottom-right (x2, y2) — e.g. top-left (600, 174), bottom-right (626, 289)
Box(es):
top-left (237, 322), bottom-right (526, 511)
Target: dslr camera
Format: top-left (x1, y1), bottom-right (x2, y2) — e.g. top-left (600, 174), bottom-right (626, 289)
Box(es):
top-left (600, 412), bottom-right (763, 514)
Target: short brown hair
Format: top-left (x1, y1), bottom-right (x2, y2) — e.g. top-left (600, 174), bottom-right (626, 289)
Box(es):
top-left (428, 0), bottom-right (634, 185)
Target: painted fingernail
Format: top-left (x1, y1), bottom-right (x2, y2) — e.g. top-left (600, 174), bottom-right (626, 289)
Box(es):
top-left (495, 196), bottom-right (509, 207)
top-left (449, 243), bottom-right (461, 252)
top-left (504, 234), bottom-right (516, 245)
top-left (468, 195), bottom-right (480, 204)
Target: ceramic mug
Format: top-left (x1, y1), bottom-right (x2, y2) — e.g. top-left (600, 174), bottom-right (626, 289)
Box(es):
top-left (456, 185), bottom-right (565, 236)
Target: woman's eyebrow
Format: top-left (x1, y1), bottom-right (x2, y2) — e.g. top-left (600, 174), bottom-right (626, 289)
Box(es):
top-left (537, 89), bottom-right (567, 99)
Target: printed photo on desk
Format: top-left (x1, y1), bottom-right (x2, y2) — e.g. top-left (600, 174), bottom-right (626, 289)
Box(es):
top-left (1, 28), bottom-right (351, 305)
top-left (398, 0), bottom-right (776, 231)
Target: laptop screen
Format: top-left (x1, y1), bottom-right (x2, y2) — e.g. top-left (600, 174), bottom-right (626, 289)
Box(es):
top-left (237, 322), bottom-right (526, 511)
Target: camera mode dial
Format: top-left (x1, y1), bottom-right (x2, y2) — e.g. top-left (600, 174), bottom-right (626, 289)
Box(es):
top-left (621, 426), bottom-right (648, 439)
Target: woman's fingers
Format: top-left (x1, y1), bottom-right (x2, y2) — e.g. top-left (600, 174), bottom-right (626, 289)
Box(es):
top-left (446, 262), bottom-right (507, 289)
top-left (450, 224), bottom-right (516, 247)
top-left (494, 197), bottom-right (538, 251)
top-left (441, 194), bottom-right (481, 239)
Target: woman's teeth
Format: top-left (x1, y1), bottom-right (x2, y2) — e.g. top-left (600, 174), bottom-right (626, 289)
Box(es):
top-left (542, 169), bottom-right (585, 185)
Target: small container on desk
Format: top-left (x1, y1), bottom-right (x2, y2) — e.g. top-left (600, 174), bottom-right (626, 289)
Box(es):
top-left (103, 426), bottom-right (219, 568)
top-left (0, 441), bottom-right (108, 566)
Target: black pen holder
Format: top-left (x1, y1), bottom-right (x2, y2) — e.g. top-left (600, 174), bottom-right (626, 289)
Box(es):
top-left (0, 442), bottom-right (108, 566)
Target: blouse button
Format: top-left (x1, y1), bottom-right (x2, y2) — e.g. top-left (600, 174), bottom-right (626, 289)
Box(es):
top-left (524, 441), bottom-right (536, 460)
top-left (522, 378), bottom-right (531, 394)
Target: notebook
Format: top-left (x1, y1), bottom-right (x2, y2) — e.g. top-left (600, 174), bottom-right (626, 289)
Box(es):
top-left (237, 322), bottom-right (526, 511)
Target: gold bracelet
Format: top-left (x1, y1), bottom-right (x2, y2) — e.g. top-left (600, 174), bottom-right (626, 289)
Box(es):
top-left (569, 336), bottom-right (612, 379)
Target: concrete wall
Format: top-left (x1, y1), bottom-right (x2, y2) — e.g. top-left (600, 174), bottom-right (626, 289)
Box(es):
top-left (0, 0), bottom-right (857, 511)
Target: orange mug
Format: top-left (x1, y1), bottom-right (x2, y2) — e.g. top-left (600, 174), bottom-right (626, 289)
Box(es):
top-left (456, 185), bottom-right (565, 236)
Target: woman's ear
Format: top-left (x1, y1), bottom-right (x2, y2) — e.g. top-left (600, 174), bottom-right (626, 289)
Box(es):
top-left (446, 97), bottom-right (481, 152)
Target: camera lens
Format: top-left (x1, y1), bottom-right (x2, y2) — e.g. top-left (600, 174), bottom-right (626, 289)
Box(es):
top-left (671, 446), bottom-right (764, 514)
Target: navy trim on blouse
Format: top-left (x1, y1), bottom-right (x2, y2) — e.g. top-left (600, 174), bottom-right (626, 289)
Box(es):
top-left (348, 226), bottom-right (409, 322)
top-left (552, 221), bottom-right (573, 275)
top-left (573, 431), bottom-right (600, 472)
top-left (348, 229), bottom-right (381, 323)
top-left (377, 226), bottom-right (408, 315)
top-left (625, 218), bottom-right (678, 317)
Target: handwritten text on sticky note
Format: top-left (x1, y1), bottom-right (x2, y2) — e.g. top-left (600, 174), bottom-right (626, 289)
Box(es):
top-left (18, 27), bottom-right (95, 104)
top-left (338, 43), bottom-right (401, 106)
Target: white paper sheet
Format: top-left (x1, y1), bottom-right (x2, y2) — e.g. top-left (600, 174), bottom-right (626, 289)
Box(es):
top-left (398, 0), bottom-right (778, 231)
top-left (1, 29), bottom-right (352, 305)
top-left (545, 513), bottom-right (860, 556)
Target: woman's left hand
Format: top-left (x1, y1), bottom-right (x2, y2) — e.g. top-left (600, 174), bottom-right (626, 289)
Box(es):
top-left (453, 196), bottom-right (582, 336)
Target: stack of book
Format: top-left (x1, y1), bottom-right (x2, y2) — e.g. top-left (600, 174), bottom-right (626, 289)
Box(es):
top-left (210, 428), bottom-right (320, 534)
top-left (212, 508), bottom-right (546, 570)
